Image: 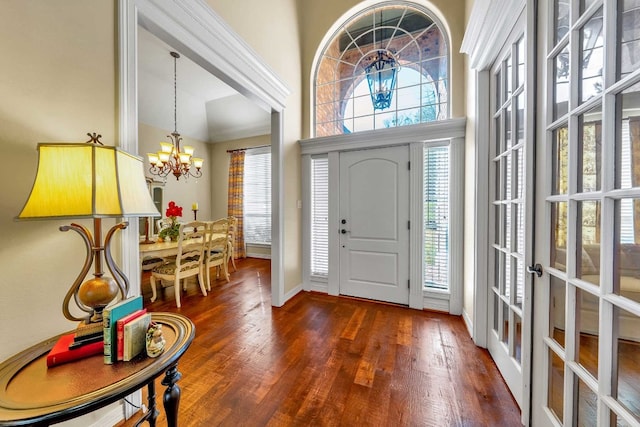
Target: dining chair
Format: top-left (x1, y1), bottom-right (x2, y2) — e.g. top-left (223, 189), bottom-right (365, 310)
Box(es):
top-left (203, 218), bottom-right (230, 289)
top-left (149, 220), bottom-right (207, 308)
top-left (227, 216), bottom-right (238, 271)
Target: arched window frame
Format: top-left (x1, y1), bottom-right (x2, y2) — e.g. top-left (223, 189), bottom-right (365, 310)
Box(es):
top-left (312, 1), bottom-right (452, 137)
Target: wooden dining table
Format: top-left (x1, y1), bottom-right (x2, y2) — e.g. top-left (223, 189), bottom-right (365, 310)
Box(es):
top-left (139, 234), bottom-right (226, 260)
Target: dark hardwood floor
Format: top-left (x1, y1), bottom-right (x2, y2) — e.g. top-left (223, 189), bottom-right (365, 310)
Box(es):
top-left (117, 258), bottom-right (521, 426)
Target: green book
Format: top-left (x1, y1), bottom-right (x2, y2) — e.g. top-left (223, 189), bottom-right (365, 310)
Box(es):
top-left (102, 296), bottom-right (143, 364)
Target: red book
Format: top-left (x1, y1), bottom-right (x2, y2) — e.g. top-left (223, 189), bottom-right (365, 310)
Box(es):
top-left (46, 333), bottom-right (104, 367)
top-left (116, 309), bottom-right (147, 361)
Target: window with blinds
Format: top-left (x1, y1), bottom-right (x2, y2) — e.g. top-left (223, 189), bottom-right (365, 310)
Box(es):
top-left (243, 148), bottom-right (271, 245)
top-left (311, 157), bottom-right (329, 277)
top-left (424, 146), bottom-right (449, 290)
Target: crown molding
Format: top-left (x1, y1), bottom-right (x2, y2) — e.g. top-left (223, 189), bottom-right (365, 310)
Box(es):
top-left (460, 0), bottom-right (526, 70)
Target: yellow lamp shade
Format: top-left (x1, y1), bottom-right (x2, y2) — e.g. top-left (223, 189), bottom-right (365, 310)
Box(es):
top-left (18, 143), bottom-right (160, 219)
top-left (183, 145), bottom-right (194, 156)
top-left (159, 142), bottom-right (173, 153)
top-left (192, 158), bottom-right (204, 169)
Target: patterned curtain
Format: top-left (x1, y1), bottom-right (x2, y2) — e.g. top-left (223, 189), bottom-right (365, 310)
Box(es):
top-left (228, 150), bottom-right (246, 258)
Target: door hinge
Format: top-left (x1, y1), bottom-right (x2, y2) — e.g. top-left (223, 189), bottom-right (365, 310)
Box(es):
top-left (408, 161), bottom-right (411, 170)
top-left (408, 220), bottom-right (410, 230)
top-left (408, 279), bottom-right (410, 289)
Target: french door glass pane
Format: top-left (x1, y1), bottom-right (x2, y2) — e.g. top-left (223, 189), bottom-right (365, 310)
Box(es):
top-left (577, 375), bottom-right (597, 426)
top-left (551, 202), bottom-right (568, 271)
top-left (615, 198), bottom-right (640, 303)
top-left (555, 0), bottom-right (570, 44)
top-left (549, 348), bottom-right (565, 423)
top-left (619, 0), bottom-right (640, 81)
top-left (502, 300), bottom-right (510, 344)
top-left (576, 288), bottom-right (599, 378)
top-left (618, 90), bottom-right (640, 190)
top-left (554, 47), bottom-right (570, 120)
top-left (579, 104), bottom-right (602, 192)
top-left (550, 275), bottom-right (566, 348)
top-left (552, 126), bottom-right (569, 195)
top-left (579, 7), bottom-right (604, 104)
top-left (615, 306), bottom-right (640, 423)
top-left (577, 200), bottom-right (601, 284)
top-left (517, 37), bottom-right (525, 88)
top-left (515, 311), bottom-right (522, 363)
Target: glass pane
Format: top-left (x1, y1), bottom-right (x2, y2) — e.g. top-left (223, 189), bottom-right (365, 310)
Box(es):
top-left (495, 115), bottom-right (502, 155)
top-left (579, 104), bottom-right (602, 192)
top-left (550, 275), bottom-right (566, 347)
top-left (516, 92), bottom-right (525, 148)
top-left (516, 202), bottom-right (525, 255)
top-left (618, 89), bottom-right (640, 190)
top-left (502, 300), bottom-right (510, 345)
top-left (514, 311), bottom-right (522, 363)
top-left (516, 258), bottom-right (524, 309)
top-left (551, 202), bottom-right (568, 272)
top-left (499, 251), bottom-right (506, 294)
top-left (494, 204), bottom-right (501, 245)
top-left (552, 126), bottom-right (569, 195)
top-left (555, 0), bottom-right (570, 44)
top-left (506, 102), bottom-right (513, 148)
top-left (579, 8), bottom-right (604, 103)
top-left (517, 37), bottom-right (525, 88)
top-left (615, 306), bottom-right (640, 422)
top-left (505, 203), bottom-right (512, 251)
top-left (577, 374), bottom-right (598, 426)
top-left (495, 68), bottom-right (502, 111)
top-left (619, 0), bottom-right (640, 80)
top-left (506, 54), bottom-right (513, 99)
top-left (493, 291), bottom-right (500, 332)
top-left (506, 150), bottom-right (512, 200)
top-left (615, 199), bottom-right (640, 303)
top-left (504, 252), bottom-right (512, 298)
top-left (576, 288), bottom-right (599, 378)
top-left (577, 201), bottom-right (601, 284)
top-left (515, 148), bottom-right (524, 199)
top-left (554, 47), bottom-right (570, 120)
top-left (548, 348), bottom-right (565, 423)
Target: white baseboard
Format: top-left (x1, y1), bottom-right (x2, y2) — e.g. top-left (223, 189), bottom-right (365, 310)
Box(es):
top-left (245, 252), bottom-right (271, 259)
top-left (462, 308), bottom-right (474, 339)
top-left (284, 283), bottom-right (303, 303)
top-left (87, 403), bottom-right (125, 427)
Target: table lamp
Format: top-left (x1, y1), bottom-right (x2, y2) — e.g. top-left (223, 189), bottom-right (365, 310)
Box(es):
top-left (17, 134), bottom-right (160, 323)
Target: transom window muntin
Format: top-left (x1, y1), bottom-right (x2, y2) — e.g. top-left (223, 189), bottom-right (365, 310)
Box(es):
top-left (314, 3), bottom-right (449, 137)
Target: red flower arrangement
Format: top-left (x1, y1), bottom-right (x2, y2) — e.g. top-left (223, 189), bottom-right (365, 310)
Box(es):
top-left (159, 201), bottom-right (183, 241)
top-left (165, 201), bottom-right (183, 220)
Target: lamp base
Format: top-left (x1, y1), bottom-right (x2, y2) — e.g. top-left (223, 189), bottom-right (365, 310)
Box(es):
top-left (78, 276), bottom-right (119, 323)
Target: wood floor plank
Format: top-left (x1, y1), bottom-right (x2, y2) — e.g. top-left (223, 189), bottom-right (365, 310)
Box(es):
top-left (116, 258), bottom-right (522, 427)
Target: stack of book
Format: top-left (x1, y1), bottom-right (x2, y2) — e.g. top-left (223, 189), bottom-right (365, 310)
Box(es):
top-left (102, 296), bottom-right (152, 364)
top-left (46, 321), bottom-right (104, 368)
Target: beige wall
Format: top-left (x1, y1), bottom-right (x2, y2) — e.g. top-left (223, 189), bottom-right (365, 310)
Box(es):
top-left (1, 0), bottom-right (117, 361)
top-left (206, 0), bottom-right (303, 295)
top-left (138, 122), bottom-right (212, 222)
top-left (0, 1), bottom-right (120, 424)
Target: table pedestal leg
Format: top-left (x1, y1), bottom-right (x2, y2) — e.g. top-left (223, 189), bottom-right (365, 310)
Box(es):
top-left (162, 365), bottom-right (182, 427)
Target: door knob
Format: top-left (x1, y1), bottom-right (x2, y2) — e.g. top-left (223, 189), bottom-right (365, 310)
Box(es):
top-left (527, 263), bottom-right (543, 277)
top-left (341, 219), bottom-right (347, 224)
top-left (341, 229), bottom-right (349, 234)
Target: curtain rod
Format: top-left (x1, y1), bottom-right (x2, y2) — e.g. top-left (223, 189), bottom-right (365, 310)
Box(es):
top-left (226, 144), bottom-right (270, 153)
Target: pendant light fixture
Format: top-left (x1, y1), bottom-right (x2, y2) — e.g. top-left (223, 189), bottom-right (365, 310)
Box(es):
top-left (147, 51), bottom-right (203, 180)
top-left (365, 10), bottom-right (398, 110)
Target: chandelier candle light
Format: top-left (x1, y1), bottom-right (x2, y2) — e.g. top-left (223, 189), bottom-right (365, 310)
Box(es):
top-left (147, 51), bottom-right (204, 181)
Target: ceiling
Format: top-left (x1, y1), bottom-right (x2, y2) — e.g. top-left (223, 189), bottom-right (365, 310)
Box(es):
top-left (137, 26), bottom-right (271, 143)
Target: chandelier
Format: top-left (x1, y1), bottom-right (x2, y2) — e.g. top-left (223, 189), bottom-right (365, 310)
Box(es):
top-left (147, 51), bottom-right (203, 181)
top-left (365, 50), bottom-right (398, 110)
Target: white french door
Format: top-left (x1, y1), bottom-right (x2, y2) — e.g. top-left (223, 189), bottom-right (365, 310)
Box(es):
top-left (532, 1), bottom-right (640, 426)
top-left (339, 146), bottom-right (410, 305)
top-left (488, 15), bottom-right (533, 410)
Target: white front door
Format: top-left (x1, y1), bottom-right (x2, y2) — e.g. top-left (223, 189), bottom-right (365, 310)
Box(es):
top-left (339, 146), bottom-right (410, 305)
top-left (488, 18), bottom-right (531, 410)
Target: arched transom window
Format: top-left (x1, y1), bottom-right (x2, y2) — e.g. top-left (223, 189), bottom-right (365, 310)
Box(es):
top-left (314, 3), bottom-right (449, 137)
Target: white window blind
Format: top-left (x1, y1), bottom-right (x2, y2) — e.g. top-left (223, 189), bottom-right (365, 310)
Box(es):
top-left (311, 157), bottom-right (329, 277)
top-left (424, 146), bottom-right (449, 289)
top-left (243, 148), bottom-right (271, 245)
top-left (621, 119), bottom-right (635, 243)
